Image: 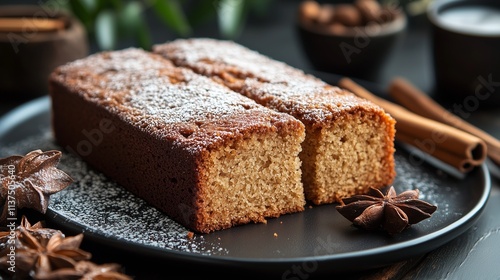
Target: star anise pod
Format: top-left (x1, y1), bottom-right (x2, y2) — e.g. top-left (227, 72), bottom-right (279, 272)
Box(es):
top-left (0, 230), bottom-right (10, 256)
top-left (77, 261), bottom-right (132, 280)
top-left (0, 216), bottom-right (62, 253)
top-left (35, 261), bottom-right (133, 280)
top-left (0, 228), bottom-right (91, 277)
top-left (336, 186), bottom-right (437, 235)
top-left (20, 216), bottom-right (64, 246)
top-left (1, 216), bottom-right (133, 280)
top-left (0, 150), bottom-right (74, 224)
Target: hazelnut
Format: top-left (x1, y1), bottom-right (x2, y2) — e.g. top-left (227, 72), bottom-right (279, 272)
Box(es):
top-left (316, 4), bottom-right (335, 25)
top-left (334, 4), bottom-right (363, 27)
top-left (298, 1), bottom-right (321, 25)
top-left (355, 0), bottom-right (382, 23)
top-left (326, 22), bottom-right (347, 35)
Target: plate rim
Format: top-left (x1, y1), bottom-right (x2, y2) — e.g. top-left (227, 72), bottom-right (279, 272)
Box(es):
top-left (0, 95), bottom-right (492, 274)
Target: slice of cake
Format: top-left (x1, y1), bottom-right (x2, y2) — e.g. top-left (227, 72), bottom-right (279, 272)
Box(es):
top-left (49, 48), bottom-right (306, 233)
top-left (153, 38), bottom-right (396, 205)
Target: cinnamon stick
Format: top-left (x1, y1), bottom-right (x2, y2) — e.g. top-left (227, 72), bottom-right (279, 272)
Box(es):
top-left (0, 18), bottom-right (65, 33)
top-left (388, 77), bottom-right (500, 166)
top-left (338, 78), bottom-right (487, 173)
top-left (396, 132), bottom-right (475, 173)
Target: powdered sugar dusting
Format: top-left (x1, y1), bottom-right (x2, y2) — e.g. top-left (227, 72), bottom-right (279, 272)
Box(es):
top-left (51, 48), bottom-right (296, 151)
top-left (58, 48), bottom-right (170, 74)
top-left (393, 150), bottom-right (462, 225)
top-left (0, 131), bottom-right (228, 256)
top-left (54, 48), bottom-right (270, 125)
top-left (125, 70), bottom-right (262, 125)
top-left (153, 38), bottom-right (384, 123)
top-left (155, 38), bottom-right (314, 84)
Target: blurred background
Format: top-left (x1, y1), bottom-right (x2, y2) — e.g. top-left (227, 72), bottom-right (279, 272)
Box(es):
top-left (3, 2), bottom-right (500, 279)
top-left (0, 0), bottom-right (435, 105)
top-left (1, 0), bottom-right (432, 51)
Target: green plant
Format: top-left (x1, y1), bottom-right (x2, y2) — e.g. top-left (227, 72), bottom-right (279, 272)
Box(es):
top-left (55, 0), bottom-right (273, 50)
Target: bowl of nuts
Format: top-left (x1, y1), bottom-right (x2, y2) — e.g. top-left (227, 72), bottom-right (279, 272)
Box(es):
top-left (296, 0), bottom-right (407, 81)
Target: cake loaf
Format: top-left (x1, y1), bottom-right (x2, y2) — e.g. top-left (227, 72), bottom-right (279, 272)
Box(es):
top-left (153, 38), bottom-right (396, 204)
top-left (49, 48), bottom-right (306, 233)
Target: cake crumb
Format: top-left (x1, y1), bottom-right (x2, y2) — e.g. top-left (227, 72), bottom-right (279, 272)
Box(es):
top-left (187, 231), bottom-right (194, 239)
top-left (273, 233), bottom-right (278, 237)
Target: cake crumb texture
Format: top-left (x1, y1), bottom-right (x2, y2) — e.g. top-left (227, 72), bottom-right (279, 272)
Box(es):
top-left (153, 38), bottom-right (396, 204)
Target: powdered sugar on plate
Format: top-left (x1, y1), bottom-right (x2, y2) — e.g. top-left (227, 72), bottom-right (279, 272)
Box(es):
top-left (393, 150), bottom-right (463, 225)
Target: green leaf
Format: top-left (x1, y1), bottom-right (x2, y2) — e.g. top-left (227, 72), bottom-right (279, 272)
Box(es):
top-left (109, 0), bottom-right (124, 10)
top-left (79, 0), bottom-right (98, 14)
top-left (119, 1), bottom-right (142, 33)
top-left (216, 0), bottom-right (247, 39)
top-left (248, 0), bottom-right (273, 16)
top-left (68, 0), bottom-right (94, 30)
top-left (136, 20), bottom-right (152, 50)
top-left (152, 0), bottom-right (192, 37)
top-left (187, 0), bottom-right (219, 27)
top-left (95, 0), bottom-right (122, 11)
top-left (116, 1), bottom-right (152, 50)
top-left (95, 9), bottom-right (117, 50)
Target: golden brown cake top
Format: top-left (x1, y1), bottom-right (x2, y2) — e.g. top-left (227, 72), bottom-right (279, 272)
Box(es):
top-left (153, 38), bottom-right (315, 83)
top-left (50, 48), bottom-right (303, 153)
top-left (153, 38), bottom-right (387, 126)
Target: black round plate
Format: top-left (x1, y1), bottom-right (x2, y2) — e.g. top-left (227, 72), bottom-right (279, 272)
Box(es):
top-left (0, 96), bottom-right (491, 277)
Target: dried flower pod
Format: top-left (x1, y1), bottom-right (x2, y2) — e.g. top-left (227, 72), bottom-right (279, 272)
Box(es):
top-left (35, 261), bottom-right (133, 280)
top-left (0, 216), bottom-right (132, 279)
top-left (0, 150), bottom-right (74, 224)
top-left (336, 186), bottom-right (437, 235)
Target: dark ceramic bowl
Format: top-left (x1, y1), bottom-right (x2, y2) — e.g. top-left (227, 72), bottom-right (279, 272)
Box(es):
top-left (0, 5), bottom-right (88, 101)
top-left (427, 0), bottom-right (500, 108)
top-left (296, 7), bottom-right (407, 82)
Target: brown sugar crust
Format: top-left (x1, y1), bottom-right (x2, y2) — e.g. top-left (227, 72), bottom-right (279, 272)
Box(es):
top-left (49, 48), bottom-right (306, 233)
top-left (153, 38), bottom-right (396, 204)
